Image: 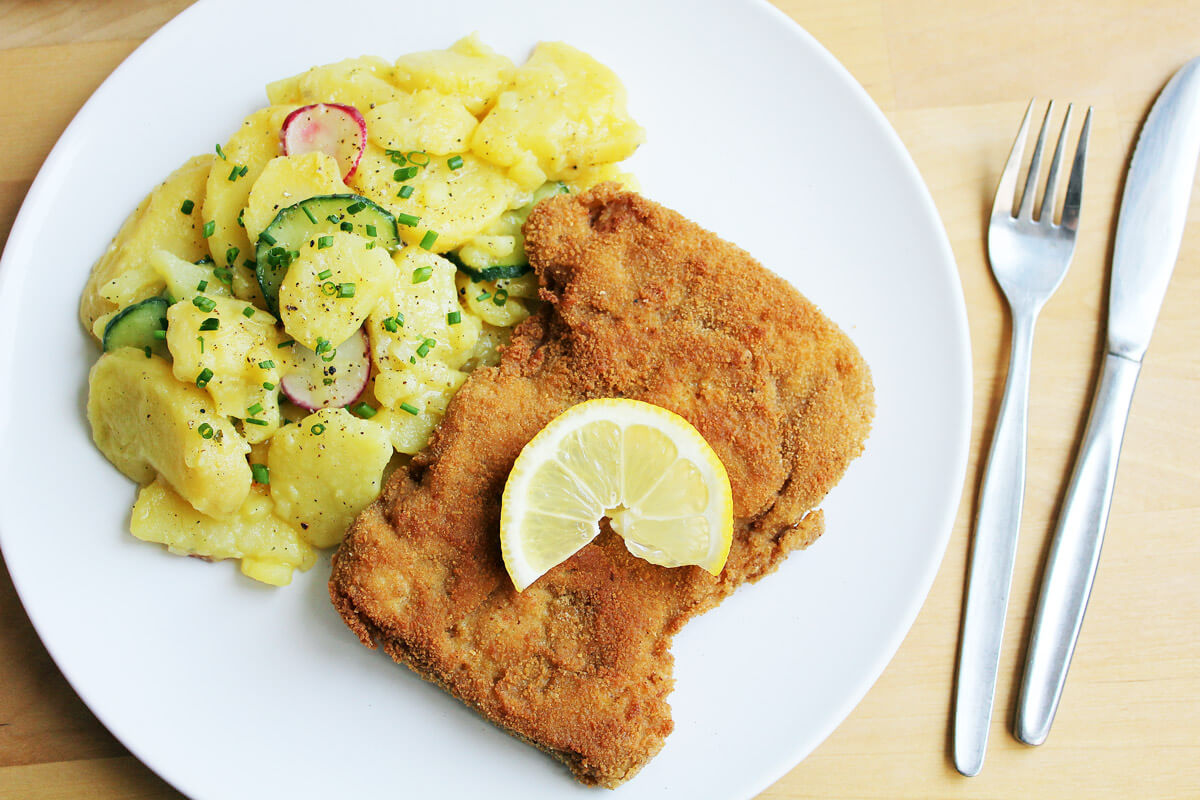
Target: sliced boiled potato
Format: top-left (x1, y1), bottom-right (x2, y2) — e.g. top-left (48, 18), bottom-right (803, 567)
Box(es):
top-left (165, 296), bottom-right (283, 443)
top-left (268, 408), bottom-right (393, 548)
top-left (366, 248), bottom-right (478, 379)
top-left (266, 56), bottom-right (403, 110)
top-left (203, 105), bottom-right (296, 304)
top-left (87, 348), bottom-right (251, 518)
top-left (80, 154), bottom-right (214, 333)
top-left (131, 478), bottom-right (316, 586)
top-left (277, 230), bottom-right (395, 352)
top-left (350, 145), bottom-right (518, 251)
top-left (370, 404), bottom-right (441, 455)
top-left (471, 42), bottom-right (644, 181)
top-left (391, 34), bottom-right (515, 116)
top-left (243, 152), bottom-right (351, 245)
top-left (366, 90), bottom-right (478, 156)
top-left (150, 250), bottom-right (232, 304)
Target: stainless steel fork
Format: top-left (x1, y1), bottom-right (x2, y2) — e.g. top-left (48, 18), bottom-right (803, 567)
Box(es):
top-left (953, 100), bottom-right (1092, 777)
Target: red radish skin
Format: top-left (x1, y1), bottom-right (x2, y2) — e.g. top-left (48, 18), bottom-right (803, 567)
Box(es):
top-left (280, 328), bottom-right (371, 410)
top-left (280, 103), bottom-right (367, 181)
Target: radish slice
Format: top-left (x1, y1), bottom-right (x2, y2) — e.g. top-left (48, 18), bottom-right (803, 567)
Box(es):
top-left (280, 103), bottom-right (367, 181)
top-left (279, 328), bottom-right (371, 410)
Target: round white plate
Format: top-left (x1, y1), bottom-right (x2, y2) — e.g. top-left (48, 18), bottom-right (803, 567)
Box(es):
top-left (0, 1), bottom-right (970, 798)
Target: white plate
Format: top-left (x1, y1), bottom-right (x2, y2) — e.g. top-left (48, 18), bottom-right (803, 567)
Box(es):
top-left (0, 1), bottom-right (970, 798)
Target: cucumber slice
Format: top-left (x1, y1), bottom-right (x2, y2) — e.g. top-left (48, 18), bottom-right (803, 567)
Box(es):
top-left (102, 297), bottom-right (170, 359)
top-left (255, 194), bottom-right (400, 315)
top-left (444, 252), bottom-right (532, 282)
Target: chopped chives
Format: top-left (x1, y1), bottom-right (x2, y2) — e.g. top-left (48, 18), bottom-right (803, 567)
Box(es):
top-left (258, 360), bottom-right (276, 369)
top-left (227, 165), bottom-right (241, 181)
top-left (199, 317), bottom-right (219, 331)
top-left (192, 296), bottom-right (216, 312)
top-left (214, 267), bottom-right (233, 284)
top-left (382, 316), bottom-right (399, 333)
top-left (412, 266), bottom-right (433, 283)
top-left (406, 151), bottom-right (430, 166)
top-left (202, 220), bottom-right (215, 238)
top-left (321, 281), bottom-right (338, 296)
top-left (338, 282), bottom-right (356, 298)
top-left (365, 224), bottom-right (377, 237)
top-left (242, 306), bottom-right (255, 318)
top-left (398, 184), bottom-right (414, 199)
top-left (317, 269), bottom-right (333, 280)
top-left (396, 312), bottom-right (405, 326)
top-left (197, 335), bottom-right (204, 353)
top-left (195, 368), bottom-right (214, 388)
top-left (245, 418), bottom-right (268, 426)
top-left (259, 231), bottom-right (276, 246)
top-left (310, 423), bottom-right (326, 435)
top-left (419, 230), bottom-right (439, 250)
top-left (447, 311), bottom-right (461, 325)
top-left (250, 463), bottom-right (270, 484)
top-left (277, 339), bottom-right (295, 348)
top-left (393, 166), bottom-right (418, 181)
top-left (416, 337), bottom-right (436, 358)
top-left (225, 246), bottom-right (239, 265)
top-left (317, 235), bottom-right (334, 249)
top-left (315, 338), bottom-right (332, 354)
top-left (447, 155), bottom-right (464, 170)
top-left (396, 212), bottom-right (420, 227)
top-left (143, 345), bottom-right (153, 358)
top-left (302, 205), bottom-right (318, 224)
top-left (340, 221), bottom-right (353, 232)
top-left (327, 213), bottom-right (340, 224)
top-left (153, 329), bottom-right (167, 340)
top-left (215, 143), bottom-right (226, 160)
top-left (493, 288), bottom-right (509, 306)
top-left (399, 402), bottom-right (419, 416)
top-left (236, 208), bottom-right (245, 227)
top-left (346, 201), bottom-right (366, 214)
top-left (238, 165), bottom-right (248, 177)
top-left (365, 241), bottom-right (376, 250)
top-left (197, 279), bottom-right (208, 291)
top-left (262, 381), bottom-right (275, 391)
top-left (386, 149), bottom-right (406, 165)
top-left (180, 199), bottom-right (195, 215)
top-left (194, 255), bottom-right (214, 265)
top-left (351, 402), bottom-right (377, 419)
top-left (247, 402), bottom-right (264, 416)
top-left (475, 290), bottom-right (491, 301)
top-left (198, 422), bottom-right (214, 439)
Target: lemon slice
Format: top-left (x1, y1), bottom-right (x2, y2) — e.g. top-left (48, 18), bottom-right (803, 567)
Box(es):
top-left (500, 398), bottom-right (733, 591)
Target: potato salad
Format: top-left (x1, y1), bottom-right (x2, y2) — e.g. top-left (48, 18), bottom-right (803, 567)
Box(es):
top-left (81, 36), bottom-right (642, 585)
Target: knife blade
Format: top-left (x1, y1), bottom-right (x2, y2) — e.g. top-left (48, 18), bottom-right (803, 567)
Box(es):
top-left (1014, 56), bottom-right (1200, 746)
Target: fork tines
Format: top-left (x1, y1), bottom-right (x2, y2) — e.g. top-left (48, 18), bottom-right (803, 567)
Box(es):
top-left (994, 100), bottom-right (1093, 229)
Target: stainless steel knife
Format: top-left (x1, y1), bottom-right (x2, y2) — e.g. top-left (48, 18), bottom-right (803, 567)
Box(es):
top-left (1014, 57), bottom-right (1200, 745)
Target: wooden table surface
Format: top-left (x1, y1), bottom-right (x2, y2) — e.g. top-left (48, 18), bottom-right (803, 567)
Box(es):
top-left (2, 1), bottom-right (1198, 797)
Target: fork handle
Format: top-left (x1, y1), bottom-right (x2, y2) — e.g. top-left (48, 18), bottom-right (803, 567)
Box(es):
top-left (954, 310), bottom-right (1038, 777)
top-left (1015, 352), bottom-right (1141, 745)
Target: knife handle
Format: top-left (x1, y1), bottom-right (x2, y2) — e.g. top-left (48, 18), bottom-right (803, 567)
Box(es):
top-left (1015, 351), bottom-right (1141, 745)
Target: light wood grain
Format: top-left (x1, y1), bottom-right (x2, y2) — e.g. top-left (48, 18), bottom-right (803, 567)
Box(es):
top-left (1, 1), bottom-right (1198, 798)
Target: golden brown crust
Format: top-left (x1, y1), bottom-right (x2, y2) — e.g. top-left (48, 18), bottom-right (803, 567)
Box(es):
top-left (330, 184), bottom-right (874, 787)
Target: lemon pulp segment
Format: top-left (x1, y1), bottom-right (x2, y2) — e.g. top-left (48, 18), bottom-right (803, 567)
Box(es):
top-left (500, 398), bottom-right (733, 591)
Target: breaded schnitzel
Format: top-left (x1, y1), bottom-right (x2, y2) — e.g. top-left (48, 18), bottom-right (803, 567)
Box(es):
top-left (329, 184), bottom-right (874, 786)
